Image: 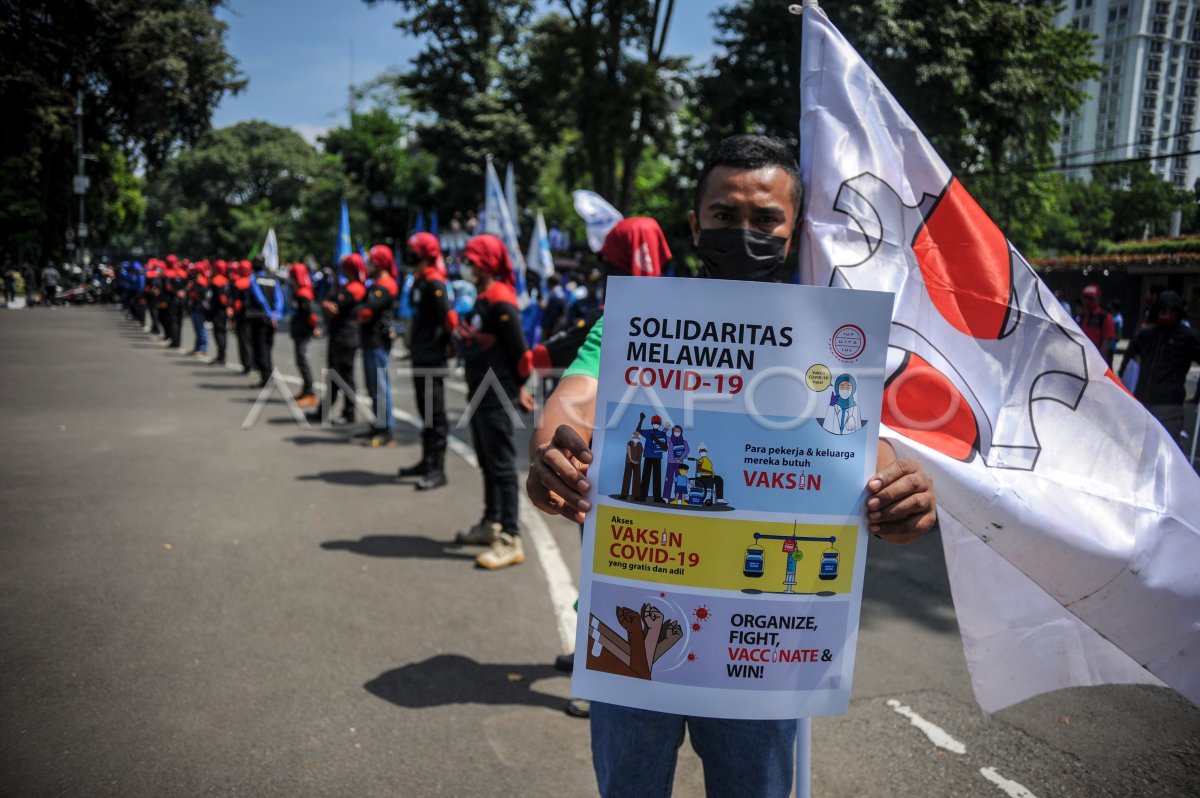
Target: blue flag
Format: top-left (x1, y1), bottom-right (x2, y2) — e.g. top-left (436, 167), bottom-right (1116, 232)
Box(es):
top-left (415, 211), bottom-right (426, 234)
top-left (430, 210), bottom-right (439, 237)
top-left (335, 199), bottom-right (352, 265)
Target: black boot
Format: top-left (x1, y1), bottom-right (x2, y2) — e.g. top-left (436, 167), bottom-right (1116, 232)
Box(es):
top-left (415, 445), bottom-right (446, 490)
top-left (398, 461), bottom-right (428, 478)
top-left (415, 470), bottom-right (446, 490)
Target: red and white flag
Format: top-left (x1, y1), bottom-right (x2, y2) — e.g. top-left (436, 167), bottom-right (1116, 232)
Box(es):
top-left (798, 3), bottom-right (1200, 713)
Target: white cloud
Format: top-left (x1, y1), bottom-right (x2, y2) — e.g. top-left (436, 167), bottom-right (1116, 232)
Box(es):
top-left (292, 123), bottom-right (331, 148)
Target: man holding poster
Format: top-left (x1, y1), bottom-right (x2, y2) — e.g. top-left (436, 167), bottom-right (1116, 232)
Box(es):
top-left (527, 135), bottom-right (937, 797)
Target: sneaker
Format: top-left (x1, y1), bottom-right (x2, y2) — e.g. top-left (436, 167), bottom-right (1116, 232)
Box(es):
top-left (363, 433), bottom-right (396, 448)
top-left (455, 520), bottom-right (501, 545)
top-left (415, 471), bottom-right (447, 491)
top-left (475, 531), bottom-right (524, 570)
top-left (398, 461), bottom-right (428, 478)
top-left (295, 393), bottom-right (319, 409)
top-left (554, 653), bottom-right (575, 673)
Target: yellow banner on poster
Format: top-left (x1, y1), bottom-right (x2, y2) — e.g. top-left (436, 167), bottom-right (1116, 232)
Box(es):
top-left (593, 504), bottom-right (857, 595)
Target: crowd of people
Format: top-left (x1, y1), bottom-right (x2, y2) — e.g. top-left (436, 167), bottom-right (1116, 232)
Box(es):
top-left (21, 133), bottom-right (1200, 797)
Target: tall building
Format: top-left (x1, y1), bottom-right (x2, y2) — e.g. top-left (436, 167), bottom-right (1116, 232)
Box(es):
top-left (1056, 0), bottom-right (1200, 188)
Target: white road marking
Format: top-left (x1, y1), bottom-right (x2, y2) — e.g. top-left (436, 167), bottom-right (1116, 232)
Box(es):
top-left (979, 767), bottom-right (1040, 798)
top-left (885, 699), bottom-right (967, 754)
top-left (265, 367), bottom-right (578, 654)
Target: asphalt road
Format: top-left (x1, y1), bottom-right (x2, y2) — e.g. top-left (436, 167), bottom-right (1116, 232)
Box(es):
top-left (1, 305), bottom-right (1197, 798)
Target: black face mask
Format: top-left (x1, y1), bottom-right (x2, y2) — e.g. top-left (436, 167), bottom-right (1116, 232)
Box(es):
top-left (696, 228), bottom-right (789, 282)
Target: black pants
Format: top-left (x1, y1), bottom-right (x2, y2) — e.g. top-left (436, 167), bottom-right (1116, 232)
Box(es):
top-left (236, 319), bottom-right (255, 373)
top-left (640, 457), bottom-right (663, 502)
top-left (250, 318), bottom-right (275, 385)
top-left (413, 367), bottom-right (448, 471)
top-left (165, 303), bottom-right (183, 347)
top-left (209, 314), bottom-right (227, 363)
top-left (469, 403), bottom-right (519, 534)
top-left (293, 334), bottom-right (313, 394)
top-left (326, 342), bottom-right (357, 421)
top-left (148, 302), bottom-right (161, 334)
top-left (4, 282), bottom-right (14, 303)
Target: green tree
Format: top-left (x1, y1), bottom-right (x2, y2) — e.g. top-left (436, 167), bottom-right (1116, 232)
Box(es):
top-left (0, 0), bottom-right (244, 263)
top-left (365, 0), bottom-right (541, 215)
top-left (146, 121), bottom-right (359, 262)
top-left (322, 103), bottom-right (438, 244)
top-left (700, 0), bottom-right (1098, 243)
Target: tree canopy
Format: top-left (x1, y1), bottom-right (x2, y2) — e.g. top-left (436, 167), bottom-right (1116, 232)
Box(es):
top-left (0, 0), bottom-right (244, 262)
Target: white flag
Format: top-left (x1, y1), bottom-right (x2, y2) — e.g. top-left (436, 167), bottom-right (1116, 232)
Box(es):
top-left (526, 210), bottom-right (555, 286)
top-left (572, 190), bottom-right (623, 253)
top-left (483, 158), bottom-right (528, 301)
top-left (262, 227), bottom-right (279, 273)
top-left (798, 4), bottom-right (1198, 713)
top-left (504, 162), bottom-right (519, 231)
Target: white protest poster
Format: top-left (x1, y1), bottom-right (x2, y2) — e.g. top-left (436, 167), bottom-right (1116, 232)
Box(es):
top-left (571, 276), bottom-right (894, 719)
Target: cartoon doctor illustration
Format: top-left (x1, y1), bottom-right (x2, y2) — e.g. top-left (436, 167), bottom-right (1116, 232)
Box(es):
top-left (822, 373), bottom-right (862, 435)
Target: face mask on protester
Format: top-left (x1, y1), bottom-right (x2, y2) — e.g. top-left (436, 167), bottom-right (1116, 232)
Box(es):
top-left (696, 228), bottom-right (789, 282)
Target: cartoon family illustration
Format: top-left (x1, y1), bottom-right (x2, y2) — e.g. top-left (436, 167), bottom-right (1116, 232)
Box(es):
top-left (585, 601), bottom-right (684, 680)
top-left (617, 412), bottom-right (728, 509)
top-left (820, 373), bottom-right (862, 435)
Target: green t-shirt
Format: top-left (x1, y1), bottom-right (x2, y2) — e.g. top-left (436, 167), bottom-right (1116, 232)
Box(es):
top-left (562, 316), bottom-right (604, 379)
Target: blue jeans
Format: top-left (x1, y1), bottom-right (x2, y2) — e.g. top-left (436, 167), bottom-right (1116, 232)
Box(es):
top-left (361, 348), bottom-right (393, 434)
top-left (590, 702), bottom-right (795, 798)
top-left (191, 310), bottom-right (208, 352)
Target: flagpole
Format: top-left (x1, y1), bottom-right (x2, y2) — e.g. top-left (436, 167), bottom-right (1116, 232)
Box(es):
top-left (788, 6), bottom-right (816, 798)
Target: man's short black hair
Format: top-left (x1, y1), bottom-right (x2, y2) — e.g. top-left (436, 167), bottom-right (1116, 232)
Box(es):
top-left (694, 135), bottom-right (803, 218)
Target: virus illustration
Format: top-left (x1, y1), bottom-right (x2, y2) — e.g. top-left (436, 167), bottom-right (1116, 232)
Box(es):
top-left (693, 605), bottom-right (710, 623)
top-left (660, 592), bottom-right (666, 598)
top-left (687, 652), bottom-right (697, 662)
top-left (691, 622), bottom-right (702, 632)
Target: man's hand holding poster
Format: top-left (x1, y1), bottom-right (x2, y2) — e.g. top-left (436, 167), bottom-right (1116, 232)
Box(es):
top-left (572, 275), bottom-right (893, 719)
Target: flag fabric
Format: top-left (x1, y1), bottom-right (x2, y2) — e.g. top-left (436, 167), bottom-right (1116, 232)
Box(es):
top-left (573, 190), bottom-right (623, 253)
top-left (504, 162), bottom-right (519, 231)
top-left (335, 199), bottom-right (352, 265)
top-left (798, 4), bottom-right (1199, 713)
top-left (415, 210), bottom-right (426, 234)
top-left (262, 227), bottom-right (279, 273)
top-left (526, 210), bottom-right (555, 294)
top-left (483, 157), bottom-right (528, 304)
top-left (430, 210), bottom-right (439, 237)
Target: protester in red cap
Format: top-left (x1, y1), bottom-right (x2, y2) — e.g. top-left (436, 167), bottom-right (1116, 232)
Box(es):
top-left (287, 262), bottom-right (321, 408)
top-left (206, 260), bottom-right (231, 365)
top-left (186, 260), bottom-right (211, 358)
top-left (311, 253), bottom-right (368, 425)
top-left (452, 234), bottom-right (534, 569)
top-left (357, 245), bottom-right (400, 447)
top-left (1075, 284), bottom-right (1115, 365)
top-left (231, 261), bottom-right (256, 374)
top-left (144, 258), bottom-right (165, 337)
top-left (162, 254), bottom-right (187, 349)
top-left (398, 232), bottom-right (459, 490)
top-left (245, 255), bottom-right (286, 387)
top-left (519, 217), bottom-right (670, 383)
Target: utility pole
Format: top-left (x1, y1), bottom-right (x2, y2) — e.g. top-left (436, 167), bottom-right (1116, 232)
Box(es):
top-left (73, 89), bottom-right (89, 274)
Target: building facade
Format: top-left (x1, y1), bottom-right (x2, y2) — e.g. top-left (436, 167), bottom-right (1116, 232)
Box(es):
top-left (1056, 0), bottom-right (1200, 188)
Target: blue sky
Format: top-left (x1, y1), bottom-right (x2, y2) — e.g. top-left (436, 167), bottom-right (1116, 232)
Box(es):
top-left (213, 0), bottom-right (730, 145)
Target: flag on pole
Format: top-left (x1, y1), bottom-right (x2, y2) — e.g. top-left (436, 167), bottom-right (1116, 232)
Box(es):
top-left (335, 199), bottom-right (352, 265)
top-left (572, 190), bottom-right (623, 253)
top-left (483, 157), bottom-right (528, 303)
top-left (415, 210), bottom-right (426, 234)
top-left (798, 3), bottom-right (1199, 713)
top-left (504, 162), bottom-right (519, 231)
top-left (526, 210), bottom-right (555, 294)
top-left (430, 209), bottom-right (439, 237)
top-left (262, 227), bottom-right (279, 273)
